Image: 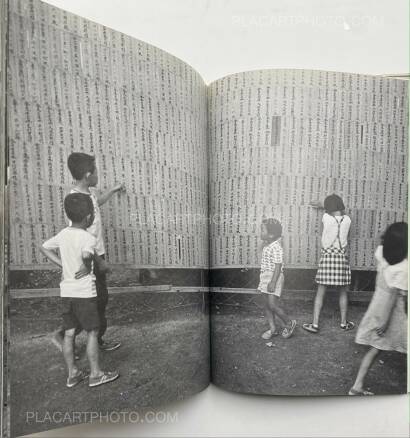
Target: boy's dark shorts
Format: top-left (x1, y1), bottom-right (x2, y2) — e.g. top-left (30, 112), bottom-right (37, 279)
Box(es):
top-left (61, 297), bottom-right (100, 332)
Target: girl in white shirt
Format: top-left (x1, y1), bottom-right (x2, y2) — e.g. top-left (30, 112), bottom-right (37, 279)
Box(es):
top-left (303, 194), bottom-right (354, 334)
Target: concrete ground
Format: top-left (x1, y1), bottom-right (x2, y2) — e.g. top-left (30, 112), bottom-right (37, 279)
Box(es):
top-left (8, 290), bottom-right (407, 437)
top-left (9, 292), bottom-right (210, 437)
top-left (211, 294), bottom-right (407, 397)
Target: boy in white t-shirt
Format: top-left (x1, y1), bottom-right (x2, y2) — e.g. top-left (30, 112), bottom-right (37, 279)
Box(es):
top-left (67, 152), bottom-right (124, 352)
top-left (52, 152), bottom-right (124, 353)
top-left (41, 193), bottom-right (119, 388)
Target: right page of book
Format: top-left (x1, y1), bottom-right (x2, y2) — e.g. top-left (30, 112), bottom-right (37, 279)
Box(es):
top-left (208, 69), bottom-right (408, 396)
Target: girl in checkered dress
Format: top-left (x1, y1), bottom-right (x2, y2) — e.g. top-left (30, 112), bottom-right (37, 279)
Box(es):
top-left (303, 194), bottom-right (354, 334)
top-left (257, 218), bottom-right (297, 340)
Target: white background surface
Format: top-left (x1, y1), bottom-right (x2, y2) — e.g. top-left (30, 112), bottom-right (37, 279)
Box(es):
top-left (48, 0), bottom-right (408, 84)
top-left (34, 0), bottom-right (409, 437)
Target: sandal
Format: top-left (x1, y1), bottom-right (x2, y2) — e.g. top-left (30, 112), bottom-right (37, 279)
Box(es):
top-left (341, 321), bottom-right (355, 331)
top-left (66, 370), bottom-right (89, 388)
top-left (89, 370), bottom-right (120, 387)
top-left (282, 320), bottom-right (297, 339)
top-left (348, 388), bottom-right (374, 396)
top-left (302, 323), bottom-right (319, 334)
top-left (261, 329), bottom-right (279, 340)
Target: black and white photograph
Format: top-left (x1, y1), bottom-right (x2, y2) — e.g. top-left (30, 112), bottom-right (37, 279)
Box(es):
top-left (6, 0), bottom-right (210, 436)
top-left (208, 69), bottom-right (408, 397)
top-left (1, 0), bottom-right (408, 437)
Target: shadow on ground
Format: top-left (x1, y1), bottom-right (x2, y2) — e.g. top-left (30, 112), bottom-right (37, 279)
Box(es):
top-left (10, 292), bottom-right (210, 437)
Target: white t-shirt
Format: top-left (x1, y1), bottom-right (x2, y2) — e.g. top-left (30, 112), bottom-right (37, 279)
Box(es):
top-left (70, 188), bottom-right (105, 255)
top-left (42, 227), bottom-right (97, 298)
top-left (321, 213), bottom-right (351, 249)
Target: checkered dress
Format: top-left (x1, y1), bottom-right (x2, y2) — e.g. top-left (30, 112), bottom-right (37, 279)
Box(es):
top-left (315, 216), bottom-right (351, 286)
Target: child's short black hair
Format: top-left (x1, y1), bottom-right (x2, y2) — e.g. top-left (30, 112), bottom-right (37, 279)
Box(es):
top-left (64, 193), bottom-right (93, 223)
top-left (67, 152), bottom-right (96, 180)
top-left (262, 217), bottom-right (282, 240)
top-left (382, 222), bottom-right (408, 265)
top-left (324, 194), bottom-right (345, 213)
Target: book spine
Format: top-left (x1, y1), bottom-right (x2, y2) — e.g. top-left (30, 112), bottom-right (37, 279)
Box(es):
top-left (0, 0), bottom-right (8, 436)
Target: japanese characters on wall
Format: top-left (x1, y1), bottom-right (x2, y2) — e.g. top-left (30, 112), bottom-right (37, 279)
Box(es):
top-left (208, 70), bottom-right (408, 269)
top-left (8, 0), bottom-right (208, 269)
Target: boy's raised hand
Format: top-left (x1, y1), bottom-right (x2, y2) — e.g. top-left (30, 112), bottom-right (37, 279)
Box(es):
top-left (97, 183), bottom-right (126, 206)
top-left (114, 182), bottom-right (126, 193)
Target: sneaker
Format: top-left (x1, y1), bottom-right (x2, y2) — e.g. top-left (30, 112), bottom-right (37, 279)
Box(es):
top-left (89, 370), bottom-right (120, 387)
top-left (282, 320), bottom-right (297, 339)
top-left (340, 321), bottom-right (355, 331)
top-left (261, 329), bottom-right (279, 340)
top-left (302, 323), bottom-right (319, 334)
top-left (66, 370), bottom-right (88, 388)
top-left (99, 340), bottom-right (121, 351)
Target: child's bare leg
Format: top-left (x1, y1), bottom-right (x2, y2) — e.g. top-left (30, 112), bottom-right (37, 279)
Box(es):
top-left (352, 347), bottom-right (379, 392)
top-left (53, 326), bottom-right (81, 358)
top-left (51, 327), bottom-right (65, 352)
top-left (262, 295), bottom-right (277, 333)
top-left (63, 328), bottom-right (78, 378)
top-left (339, 286), bottom-right (349, 326)
top-left (269, 295), bottom-right (291, 326)
top-left (263, 309), bottom-right (277, 334)
top-left (313, 285), bottom-right (326, 326)
top-left (87, 329), bottom-right (103, 379)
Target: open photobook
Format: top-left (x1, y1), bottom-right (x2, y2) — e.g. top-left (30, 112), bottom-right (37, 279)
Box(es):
top-left (1, 0), bottom-right (408, 436)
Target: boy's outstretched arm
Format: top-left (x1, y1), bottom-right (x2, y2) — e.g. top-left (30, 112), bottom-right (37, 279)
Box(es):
top-left (97, 183), bottom-right (125, 206)
top-left (39, 246), bottom-right (62, 268)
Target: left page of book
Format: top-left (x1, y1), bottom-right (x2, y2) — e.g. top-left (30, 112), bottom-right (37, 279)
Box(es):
top-left (6, 0), bottom-right (209, 436)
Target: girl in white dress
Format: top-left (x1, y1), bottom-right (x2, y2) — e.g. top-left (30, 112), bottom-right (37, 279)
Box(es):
top-left (349, 222), bottom-right (407, 395)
